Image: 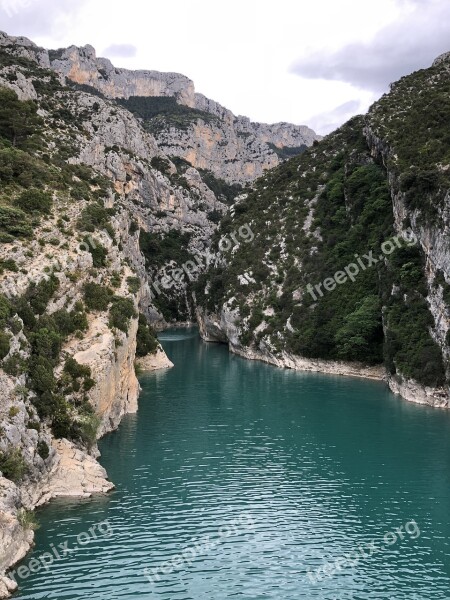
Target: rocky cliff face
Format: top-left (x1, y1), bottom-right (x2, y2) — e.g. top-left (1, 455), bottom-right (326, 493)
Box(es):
top-left (0, 33), bottom-right (186, 593)
top-left (195, 54), bottom-right (450, 409)
top-left (43, 38), bottom-right (319, 184)
top-left (0, 30), bottom-right (319, 595)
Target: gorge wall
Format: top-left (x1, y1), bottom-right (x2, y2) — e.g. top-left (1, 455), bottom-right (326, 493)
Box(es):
top-left (1, 29), bottom-right (450, 598)
top-left (0, 31), bottom-right (320, 596)
top-left (194, 53), bottom-right (450, 409)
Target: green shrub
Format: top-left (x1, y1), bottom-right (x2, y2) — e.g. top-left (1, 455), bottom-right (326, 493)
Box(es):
top-left (27, 420), bottom-right (40, 432)
top-left (110, 272), bottom-right (121, 288)
top-left (136, 314), bottom-right (159, 356)
top-left (77, 414), bottom-right (101, 450)
top-left (17, 508), bottom-right (39, 531)
top-left (8, 406), bottom-right (20, 418)
top-left (2, 353), bottom-right (27, 376)
top-left (198, 168), bottom-right (243, 204)
top-left (13, 296), bottom-right (36, 330)
top-left (83, 282), bottom-right (113, 311)
top-left (108, 297), bottom-right (137, 332)
top-left (0, 448), bottom-right (27, 482)
top-left (14, 189), bottom-right (53, 215)
top-left (28, 356), bottom-right (56, 397)
top-left (37, 440), bottom-right (50, 460)
top-left (0, 295), bottom-right (10, 325)
top-left (64, 357), bottom-right (91, 379)
top-left (0, 205), bottom-right (32, 238)
top-left (0, 87), bottom-right (42, 148)
top-left (30, 327), bottom-right (62, 362)
top-left (77, 203), bottom-right (111, 232)
top-left (51, 307), bottom-right (88, 336)
top-left (0, 259), bottom-right (18, 273)
top-left (0, 331), bottom-right (10, 360)
top-left (83, 237), bottom-right (108, 267)
top-left (25, 274), bottom-right (59, 315)
top-left (49, 396), bottom-right (72, 439)
top-left (127, 276), bottom-right (140, 294)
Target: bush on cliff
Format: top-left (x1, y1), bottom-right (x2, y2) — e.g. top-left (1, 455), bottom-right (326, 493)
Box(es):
top-left (0, 448), bottom-right (27, 482)
top-left (136, 314), bottom-right (159, 356)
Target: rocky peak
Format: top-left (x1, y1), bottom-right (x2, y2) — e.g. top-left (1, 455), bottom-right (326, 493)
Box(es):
top-left (49, 43), bottom-right (196, 106)
top-left (0, 32), bottom-right (320, 184)
top-left (0, 31), bottom-right (50, 68)
top-left (0, 31), bottom-right (35, 48)
top-left (433, 51), bottom-right (450, 67)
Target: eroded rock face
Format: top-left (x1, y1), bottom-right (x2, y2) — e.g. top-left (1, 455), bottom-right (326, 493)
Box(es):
top-left (44, 40), bottom-right (319, 184)
top-left (50, 44), bottom-right (196, 105)
top-left (137, 346), bottom-right (174, 372)
top-left (29, 439), bottom-right (114, 503)
top-left (72, 313), bottom-right (140, 436)
top-left (0, 33), bottom-right (198, 596)
top-left (0, 479), bottom-right (34, 577)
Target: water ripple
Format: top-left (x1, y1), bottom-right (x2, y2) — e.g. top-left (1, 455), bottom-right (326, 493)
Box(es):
top-left (15, 330), bottom-right (450, 599)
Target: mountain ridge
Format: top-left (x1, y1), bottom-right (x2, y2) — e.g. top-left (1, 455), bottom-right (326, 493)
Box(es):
top-left (0, 31), bottom-right (319, 185)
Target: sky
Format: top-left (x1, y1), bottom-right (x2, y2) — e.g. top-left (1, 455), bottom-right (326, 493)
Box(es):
top-left (0, 0), bottom-right (449, 134)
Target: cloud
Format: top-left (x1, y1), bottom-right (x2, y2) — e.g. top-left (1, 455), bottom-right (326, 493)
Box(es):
top-left (307, 99), bottom-right (368, 136)
top-left (291, 0), bottom-right (450, 93)
top-left (103, 43), bottom-right (137, 58)
top-left (0, 0), bottom-right (85, 39)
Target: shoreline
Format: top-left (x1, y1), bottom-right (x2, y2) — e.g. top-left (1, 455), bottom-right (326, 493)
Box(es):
top-left (196, 310), bottom-right (450, 409)
top-left (0, 345), bottom-right (173, 599)
top-left (229, 343), bottom-right (385, 382)
top-left (228, 342), bottom-right (449, 409)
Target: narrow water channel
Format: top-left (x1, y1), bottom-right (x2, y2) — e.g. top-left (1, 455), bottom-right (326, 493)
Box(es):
top-left (15, 328), bottom-right (450, 599)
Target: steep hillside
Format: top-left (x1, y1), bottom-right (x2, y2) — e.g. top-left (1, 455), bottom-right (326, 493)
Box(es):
top-left (43, 37), bottom-right (319, 184)
top-left (196, 52), bottom-right (450, 408)
top-left (0, 28), bottom-right (449, 599)
top-left (0, 34), bottom-right (224, 596)
top-left (0, 31), bottom-right (320, 597)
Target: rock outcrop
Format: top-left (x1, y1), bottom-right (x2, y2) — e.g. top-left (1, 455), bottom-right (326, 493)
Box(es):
top-left (137, 346), bottom-right (174, 372)
top-left (44, 40), bottom-right (319, 184)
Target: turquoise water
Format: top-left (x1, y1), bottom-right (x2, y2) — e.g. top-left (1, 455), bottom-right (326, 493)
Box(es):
top-left (14, 328), bottom-right (450, 599)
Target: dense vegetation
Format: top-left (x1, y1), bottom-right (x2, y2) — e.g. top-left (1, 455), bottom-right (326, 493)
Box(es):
top-left (0, 54), bottom-right (139, 461)
top-left (139, 229), bottom-right (193, 268)
top-left (198, 102), bottom-right (448, 387)
top-left (369, 59), bottom-right (450, 222)
top-left (118, 95), bottom-right (219, 133)
top-left (197, 168), bottom-right (243, 204)
top-left (266, 143), bottom-right (307, 160)
top-left (136, 314), bottom-right (159, 357)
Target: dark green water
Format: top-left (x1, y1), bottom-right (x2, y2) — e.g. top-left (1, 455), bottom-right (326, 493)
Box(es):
top-left (14, 329), bottom-right (450, 599)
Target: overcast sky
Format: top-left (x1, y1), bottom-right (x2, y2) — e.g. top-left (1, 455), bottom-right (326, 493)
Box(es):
top-left (1, 0), bottom-right (449, 134)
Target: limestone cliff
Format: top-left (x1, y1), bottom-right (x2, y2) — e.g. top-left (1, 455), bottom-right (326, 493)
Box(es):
top-left (0, 33), bottom-right (183, 594)
top-left (23, 36), bottom-right (321, 185)
top-left (194, 53), bottom-right (450, 409)
top-left (43, 41), bottom-right (319, 184)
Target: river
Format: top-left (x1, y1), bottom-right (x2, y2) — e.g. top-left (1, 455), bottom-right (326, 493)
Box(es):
top-left (14, 328), bottom-right (450, 599)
